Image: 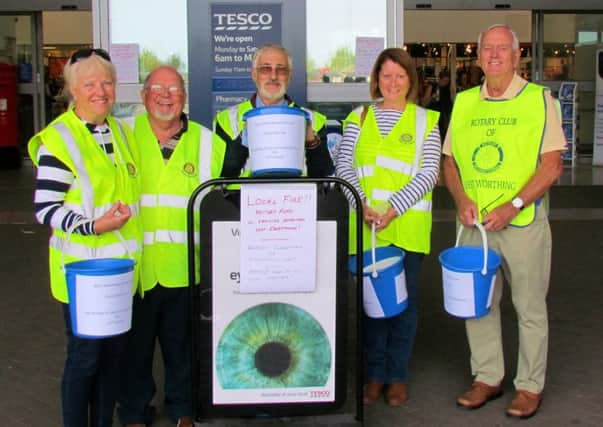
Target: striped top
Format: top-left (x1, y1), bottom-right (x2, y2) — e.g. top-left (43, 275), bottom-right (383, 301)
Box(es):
top-left (336, 105), bottom-right (441, 214)
top-left (33, 122), bottom-right (116, 236)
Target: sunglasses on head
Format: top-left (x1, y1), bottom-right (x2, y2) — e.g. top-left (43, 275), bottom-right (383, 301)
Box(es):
top-left (69, 48), bottom-right (111, 64)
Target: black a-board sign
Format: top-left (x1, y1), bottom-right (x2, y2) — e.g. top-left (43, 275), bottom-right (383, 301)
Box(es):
top-left (187, 177), bottom-right (363, 422)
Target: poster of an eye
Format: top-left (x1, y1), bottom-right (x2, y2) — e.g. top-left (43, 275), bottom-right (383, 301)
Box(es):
top-left (211, 220), bottom-right (337, 404)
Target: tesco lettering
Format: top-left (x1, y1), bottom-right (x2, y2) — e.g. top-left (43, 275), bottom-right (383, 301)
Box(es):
top-left (214, 13), bottom-right (272, 26)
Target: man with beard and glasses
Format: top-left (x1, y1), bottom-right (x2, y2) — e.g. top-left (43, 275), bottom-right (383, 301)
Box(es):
top-left (213, 43), bottom-right (334, 178)
top-left (118, 65), bottom-right (225, 427)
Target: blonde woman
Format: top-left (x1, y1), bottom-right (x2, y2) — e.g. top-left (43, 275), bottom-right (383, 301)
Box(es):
top-left (28, 48), bottom-right (142, 426)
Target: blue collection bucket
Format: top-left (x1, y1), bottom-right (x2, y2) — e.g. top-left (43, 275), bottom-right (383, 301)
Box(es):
top-left (243, 106), bottom-right (309, 177)
top-left (439, 222), bottom-right (501, 319)
top-left (66, 258), bottom-right (134, 339)
top-left (349, 246), bottom-right (407, 319)
top-left (62, 225), bottom-right (135, 339)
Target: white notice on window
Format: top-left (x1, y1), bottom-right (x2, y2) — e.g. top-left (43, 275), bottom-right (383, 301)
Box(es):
top-left (355, 37), bottom-right (384, 77)
top-left (240, 183), bottom-right (317, 293)
top-left (110, 43), bottom-right (140, 84)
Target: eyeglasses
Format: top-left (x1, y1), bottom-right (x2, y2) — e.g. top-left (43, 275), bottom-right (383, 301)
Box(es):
top-left (69, 48), bottom-right (111, 64)
top-left (256, 65), bottom-right (290, 77)
top-left (145, 84), bottom-right (183, 95)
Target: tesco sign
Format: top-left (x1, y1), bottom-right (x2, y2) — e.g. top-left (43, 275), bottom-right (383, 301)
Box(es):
top-left (214, 12), bottom-right (273, 26)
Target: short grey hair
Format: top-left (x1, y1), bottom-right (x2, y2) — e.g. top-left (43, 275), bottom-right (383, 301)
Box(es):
top-left (478, 24), bottom-right (520, 50)
top-left (251, 44), bottom-right (293, 70)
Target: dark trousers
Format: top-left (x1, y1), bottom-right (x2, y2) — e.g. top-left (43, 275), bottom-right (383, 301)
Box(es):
top-left (61, 304), bottom-right (127, 427)
top-left (365, 250), bottom-right (424, 384)
top-left (118, 285), bottom-right (192, 424)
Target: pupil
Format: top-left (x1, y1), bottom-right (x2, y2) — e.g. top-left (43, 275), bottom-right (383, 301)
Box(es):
top-left (254, 341), bottom-right (291, 377)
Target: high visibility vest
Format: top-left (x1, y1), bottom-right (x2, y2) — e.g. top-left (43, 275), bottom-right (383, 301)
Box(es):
top-left (213, 97), bottom-right (326, 177)
top-left (346, 103), bottom-right (439, 254)
top-left (28, 109), bottom-right (142, 303)
top-left (450, 83), bottom-right (546, 226)
top-left (133, 113), bottom-right (225, 291)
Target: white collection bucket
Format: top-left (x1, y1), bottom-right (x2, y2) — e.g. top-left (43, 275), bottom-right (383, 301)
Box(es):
top-left (63, 226), bottom-right (134, 339)
top-left (438, 222), bottom-right (501, 319)
top-left (243, 106), bottom-right (309, 176)
top-left (348, 223), bottom-right (407, 318)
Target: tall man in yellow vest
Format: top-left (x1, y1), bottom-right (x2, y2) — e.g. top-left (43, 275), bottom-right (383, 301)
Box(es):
top-left (442, 25), bottom-right (565, 419)
top-left (118, 65), bottom-right (225, 427)
top-left (214, 43), bottom-right (334, 177)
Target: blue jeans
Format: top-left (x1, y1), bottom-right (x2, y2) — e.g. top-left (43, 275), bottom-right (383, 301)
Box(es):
top-left (365, 250), bottom-right (424, 384)
top-left (61, 304), bottom-right (127, 427)
top-left (118, 285), bottom-right (192, 424)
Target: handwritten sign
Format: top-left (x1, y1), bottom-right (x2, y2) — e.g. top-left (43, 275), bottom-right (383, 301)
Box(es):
top-left (355, 37), bottom-right (384, 77)
top-left (240, 183), bottom-right (317, 293)
top-left (110, 43), bottom-right (140, 84)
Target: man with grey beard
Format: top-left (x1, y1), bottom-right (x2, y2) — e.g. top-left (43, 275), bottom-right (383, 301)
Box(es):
top-left (119, 65), bottom-right (225, 427)
top-left (213, 43), bottom-right (334, 178)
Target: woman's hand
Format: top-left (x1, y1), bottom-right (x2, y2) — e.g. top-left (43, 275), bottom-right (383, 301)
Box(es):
top-left (93, 201), bottom-right (131, 235)
top-left (362, 202), bottom-right (380, 227)
top-left (363, 202), bottom-right (398, 232)
top-left (374, 207), bottom-right (398, 232)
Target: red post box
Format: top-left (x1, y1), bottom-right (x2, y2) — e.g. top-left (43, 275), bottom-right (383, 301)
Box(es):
top-left (0, 63), bottom-right (19, 167)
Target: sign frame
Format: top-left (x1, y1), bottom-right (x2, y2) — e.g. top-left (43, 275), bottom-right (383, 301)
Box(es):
top-left (187, 177), bottom-right (364, 421)
top-left (187, 0), bottom-right (307, 127)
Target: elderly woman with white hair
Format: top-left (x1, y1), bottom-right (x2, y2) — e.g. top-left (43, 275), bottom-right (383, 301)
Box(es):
top-left (28, 48), bottom-right (142, 427)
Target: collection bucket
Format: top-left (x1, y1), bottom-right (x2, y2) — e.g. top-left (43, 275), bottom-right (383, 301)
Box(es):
top-left (243, 106), bottom-right (309, 176)
top-left (438, 222), bottom-right (501, 319)
top-left (66, 258), bottom-right (134, 338)
top-left (349, 230), bottom-right (407, 318)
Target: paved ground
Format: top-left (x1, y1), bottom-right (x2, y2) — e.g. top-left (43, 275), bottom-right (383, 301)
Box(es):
top-left (1, 163), bottom-right (602, 426)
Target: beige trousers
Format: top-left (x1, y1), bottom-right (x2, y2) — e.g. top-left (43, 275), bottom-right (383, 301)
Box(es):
top-left (459, 206), bottom-right (552, 393)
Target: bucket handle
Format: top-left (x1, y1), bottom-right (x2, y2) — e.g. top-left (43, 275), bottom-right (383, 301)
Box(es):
top-left (370, 222), bottom-right (378, 278)
top-left (60, 218), bottom-right (132, 273)
top-left (454, 221), bottom-right (489, 275)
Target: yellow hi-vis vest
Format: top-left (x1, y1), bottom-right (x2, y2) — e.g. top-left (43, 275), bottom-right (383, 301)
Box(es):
top-left (450, 83), bottom-right (546, 226)
top-left (28, 109), bottom-right (142, 302)
top-left (345, 103), bottom-right (439, 254)
top-left (213, 98), bottom-right (326, 177)
top-left (133, 113), bottom-right (225, 291)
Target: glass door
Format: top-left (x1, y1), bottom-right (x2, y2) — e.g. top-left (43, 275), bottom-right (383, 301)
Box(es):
top-left (0, 12), bottom-right (45, 153)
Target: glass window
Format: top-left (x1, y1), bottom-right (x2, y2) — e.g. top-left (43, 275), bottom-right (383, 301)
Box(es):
top-left (404, 10), bottom-right (531, 92)
top-left (543, 13), bottom-right (603, 81)
top-left (108, 0), bottom-right (188, 115)
top-left (109, 0), bottom-right (188, 84)
top-left (306, 0), bottom-right (386, 83)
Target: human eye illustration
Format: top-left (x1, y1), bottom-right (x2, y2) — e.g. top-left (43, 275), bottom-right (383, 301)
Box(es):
top-left (216, 302), bottom-right (332, 389)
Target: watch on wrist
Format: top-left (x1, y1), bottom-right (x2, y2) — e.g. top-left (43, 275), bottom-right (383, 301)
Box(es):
top-left (511, 196), bottom-right (524, 210)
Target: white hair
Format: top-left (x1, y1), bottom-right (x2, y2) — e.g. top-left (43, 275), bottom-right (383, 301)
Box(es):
top-left (478, 24), bottom-right (520, 50)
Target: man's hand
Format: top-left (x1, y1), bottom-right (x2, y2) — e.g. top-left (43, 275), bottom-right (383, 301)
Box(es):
top-left (482, 202), bottom-right (519, 231)
top-left (93, 202), bottom-right (131, 235)
top-left (443, 155), bottom-right (478, 227)
top-left (457, 195), bottom-right (479, 227)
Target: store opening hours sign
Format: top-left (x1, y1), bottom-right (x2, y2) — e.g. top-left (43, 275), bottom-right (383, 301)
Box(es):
top-left (211, 3), bottom-right (282, 115)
